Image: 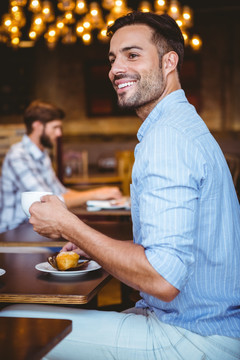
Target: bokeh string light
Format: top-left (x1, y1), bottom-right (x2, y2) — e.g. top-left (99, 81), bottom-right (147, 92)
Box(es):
top-left (0, 0), bottom-right (202, 49)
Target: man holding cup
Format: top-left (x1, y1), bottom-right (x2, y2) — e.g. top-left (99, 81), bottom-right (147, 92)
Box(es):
top-left (1, 11), bottom-right (239, 360)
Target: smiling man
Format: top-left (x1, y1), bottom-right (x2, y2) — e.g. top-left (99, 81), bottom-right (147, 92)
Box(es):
top-left (1, 11), bottom-right (239, 360)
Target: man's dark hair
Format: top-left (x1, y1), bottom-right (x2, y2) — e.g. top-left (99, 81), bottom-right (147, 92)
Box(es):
top-left (107, 11), bottom-right (184, 75)
top-left (24, 100), bottom-right (65, 134)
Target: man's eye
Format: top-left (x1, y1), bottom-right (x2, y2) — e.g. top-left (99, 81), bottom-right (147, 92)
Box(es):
top-left (129, 53), bottom-right (138, 59)
top-left (109, 58), bottom-right (115, 65)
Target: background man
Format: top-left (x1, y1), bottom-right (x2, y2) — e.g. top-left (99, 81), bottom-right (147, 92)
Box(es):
top-left (1, 12), bottom-right (239, 359)
top-left (0, 100), bottom-right (122, 233)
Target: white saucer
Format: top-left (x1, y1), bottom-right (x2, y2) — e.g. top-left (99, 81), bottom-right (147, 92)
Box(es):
top-left (35, 260), bottom-right (101, 276)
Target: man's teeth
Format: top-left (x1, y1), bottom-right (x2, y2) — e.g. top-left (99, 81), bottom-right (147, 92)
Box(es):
top-left (118, 81), bottom-right (135, 89)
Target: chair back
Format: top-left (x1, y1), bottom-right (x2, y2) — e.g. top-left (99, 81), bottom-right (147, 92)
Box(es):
top-left (116, 150), bottom-right (134, 196)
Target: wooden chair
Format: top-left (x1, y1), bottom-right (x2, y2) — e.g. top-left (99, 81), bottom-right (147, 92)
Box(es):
top-left (115, 150), bottom-right (134, 196)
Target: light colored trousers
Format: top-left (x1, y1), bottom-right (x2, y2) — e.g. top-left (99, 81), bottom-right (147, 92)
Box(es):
top-left (1, 304), bottom-right (239, 360)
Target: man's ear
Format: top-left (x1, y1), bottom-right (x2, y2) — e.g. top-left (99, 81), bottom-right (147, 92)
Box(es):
top-left (32, 120), bottom-right (44, 134)
top-left (162, 51), bottom-right (179, 76)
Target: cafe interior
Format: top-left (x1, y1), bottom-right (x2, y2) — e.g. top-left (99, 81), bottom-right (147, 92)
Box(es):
top-left (0, 0), bottom-right (240, 358)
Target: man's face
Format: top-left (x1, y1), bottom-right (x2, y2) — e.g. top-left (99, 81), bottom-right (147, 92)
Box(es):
top-left (108, 24), bottom-right (166, 113)
top-left (40, 120), bottom-right (62, 149)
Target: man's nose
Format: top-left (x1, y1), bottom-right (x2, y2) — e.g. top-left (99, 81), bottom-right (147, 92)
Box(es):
top-left (110, 57), bottom-right (127, 76)
top-left (56, 129), bottom-right (62, 137)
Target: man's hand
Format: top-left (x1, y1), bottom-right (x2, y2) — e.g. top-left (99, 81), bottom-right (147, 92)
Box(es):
top-left (29, 195), bottom-right (72, 239)
top-left (92, 186), bottom-right (122, 200)
top-left (61, 241), bottom-right (91, 259)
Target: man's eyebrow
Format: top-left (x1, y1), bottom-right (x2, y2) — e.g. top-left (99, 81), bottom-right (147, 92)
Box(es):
top-left (108, 46), bottom-right (143, 58)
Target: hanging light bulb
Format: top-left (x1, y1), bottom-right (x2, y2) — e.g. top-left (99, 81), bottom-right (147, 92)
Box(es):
top-left (154, 0), bottom-right (167, 14)
top-left (56, 17), bottom-right (64, 28)
top-left (11, 5), bottom-right (20, 14)
top-left (176, 18), bottom-right (183, 27)
top-left (44, 29), bottom-right (58, 49)
top-left (82, 32), bottom-right (91, 45)
top-left (97, 27), bottom-right (109, 42)
top-left (28, 0), bottom-right (42, 13)
top-left (48, 25), bottom-right (59, 38)
top-left (11, 7), bottom-right (26, 28)
top-left (89, 2), bottom-right (104, 29)
top-left (168, 0), bottom-right (180, 20)
top-left (42, 1), bottom-right (55, 22)
top-left (90, 2), bottom-right (100, 17)
top-left (29, 29), bottom-right (37, 40)
top-left (182, 6), bottom-right (193, 27)
top-left (190, 34), bottom-right (202, 50)
top-left (106, 13), bottom-right (115, 27)
top-left (63, 10), bottom-right (75, 24)
top-left (111, 0), bottom-right (129, 18)
top-left (2, 14), bottom-right (13, 29)
top-left (56, 16), bottom-right (66, 34)
top-left (33, 14), bottom-right (43, 26)
top-left (76, 20), bottom-right (84, 36)
top-left (31, 13), bottom-right (45, 35)
top-left (11, 35), bottom-right (20, 46)
top-left (75, 0), bottom-right (88, 15)
top-left (138, 1), bottom-right (152, 13)
top-left (9, 24), bottom-right (19, 35)
top-left (82, 14), bottom-right (92, 30)
top-left (181, 29), bottom-right (189, 45)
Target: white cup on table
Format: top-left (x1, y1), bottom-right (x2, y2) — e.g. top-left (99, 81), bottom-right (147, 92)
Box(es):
top-left (21, 191), bottom-right (53, 218)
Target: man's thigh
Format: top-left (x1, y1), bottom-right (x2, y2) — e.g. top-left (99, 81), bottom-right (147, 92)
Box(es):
top-left (1, 305), bottom-right (239, 360)
top-left (0, 304), bottom-right (153, 360)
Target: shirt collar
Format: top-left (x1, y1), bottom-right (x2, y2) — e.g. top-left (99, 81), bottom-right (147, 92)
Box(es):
top-left (22, 134), bottom-right (46, 161)
top-left (137, 89), bottom-right (187, 142)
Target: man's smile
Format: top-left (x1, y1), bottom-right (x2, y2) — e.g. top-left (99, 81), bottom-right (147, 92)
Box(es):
top-left (117, 81), bottom-right (136, 89)
top-left (113, 78), bottom-right (138, 94)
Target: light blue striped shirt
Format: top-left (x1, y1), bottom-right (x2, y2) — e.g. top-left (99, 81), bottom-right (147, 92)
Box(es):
top-left (132, 90), bottom-right (240, 337)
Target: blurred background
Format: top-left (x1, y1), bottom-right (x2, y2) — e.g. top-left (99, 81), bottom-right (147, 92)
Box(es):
top-left (0, 0), bottom-right (240, 186)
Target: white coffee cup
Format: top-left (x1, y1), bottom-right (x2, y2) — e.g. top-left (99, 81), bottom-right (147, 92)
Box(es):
top-left (21, 191), bottom-right (53, 218)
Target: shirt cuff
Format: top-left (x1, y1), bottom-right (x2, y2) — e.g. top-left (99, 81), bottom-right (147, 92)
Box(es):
top-left (145, 247), bottom-right (190, 290)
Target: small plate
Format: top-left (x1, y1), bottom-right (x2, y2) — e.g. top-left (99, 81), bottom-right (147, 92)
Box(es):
top-left (35, 260), bottom-right (101, 276)
top-left (0, 269), bottom-right (6, 276)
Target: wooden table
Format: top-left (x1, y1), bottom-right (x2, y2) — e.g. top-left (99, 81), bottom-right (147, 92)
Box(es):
top-left (0, 223), bottom-right (67, 248)
top-left (0, 252), bottom-right (111, 305)
top-left (72, 205), bottom-right (131, 221)
top-left (0, 317), bottom-right (72, 360)
top-left (0, 221), bottom-right (132, 248)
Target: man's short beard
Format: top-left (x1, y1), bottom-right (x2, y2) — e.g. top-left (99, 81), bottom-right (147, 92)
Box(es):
top-left (117, 87), bottom-right (146, 111)
top-left (117, 81), bottom-right (164, 112)
top-left (40, 132), bottom-right (53, 149)
top-left (115, 65), bottom-right (165, 113)
top-left (117, 98), bottom-right (138, 111)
